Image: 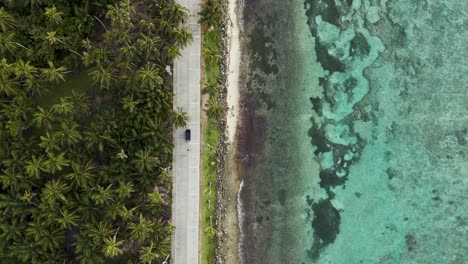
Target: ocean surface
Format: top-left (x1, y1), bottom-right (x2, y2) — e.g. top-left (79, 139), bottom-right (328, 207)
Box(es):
top-left (236, 0), bottom-right (467, 263)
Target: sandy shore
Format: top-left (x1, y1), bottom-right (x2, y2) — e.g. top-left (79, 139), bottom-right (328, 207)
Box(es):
top-left (216, 0), bottom-right (242, 263)
top-left (226, 0), bottom-right (240, 142)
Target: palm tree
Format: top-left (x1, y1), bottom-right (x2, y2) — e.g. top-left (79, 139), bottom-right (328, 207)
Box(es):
top-left (90, 63), bottom-right (118, 89)
top-left (57, 121), bottom-right (82, 146)
top-left (2, 150), bottom-right (26, 173)
top-left (65, 161), bottom-right (96, 187)
top-left (202, 81), bottom-right (221, 95)
top-left (205, 96), bottom-right (223, 119)
top-left (0, 74), bottom-right (18, 96)
top-left (203, 45), bottom-right (222, 65)
top-left (70, 91), bottom-right (91, 114)
top-left (158, 19), bottom-right (172, 35)
top-left (45, 31), bottom-right (60, 44)
top-left (128, 214), bottom-right (153, 240)
top-left (115, 182), bottom-right (134, 199)
top-left (166, 44), bottom-right (181, 60)
top-left (107, 28), bottom-right (130, 44)
top-left (52, 97), bottom-right (74, 115)
top-left (87, 221), bottom-right (113, 244)
top-left (118, 43), bottom-right (137, 64)
top-left (199, 0), bottom-right (222, 29)
top-left (91, 184), bottom-right (113, 205)
top-left (25, 219), bottom-right (63, 251)
top-left (92, 48), bottom-right (111, 65)
top-left (83, 122), bottom-right (114, 153)
top-left (141, 117), bottom-right (163, 139)
top-left (81, 51), bottom-right (93, 67)
top-left (0, 7), bottom-right (15, 32)
top-left (121, 95), bottom-right (139, 113)
top-left (81, 38), bottom-right (92, 50)
top-left (44, 6), bottom-right (64, 24)
top-left (0, 57), bottom-right (13, 74)
top-left (132, 147), bottom-right (159, 172)
top-left (174, 26), bottom-right (192, 47)
top-left (24, 75), bottom-right (47, 96)
top-left (137, 34), bottom-right (161, 60)
top-left (42, 179), bottom-right (69, 204)
top-left (11, 237), bottom-right (41, 262)
top-left (33, 107), bottom-right (56, 131)
top-left (41, 61), bottom-right (68, 83)
top-left (0, 32), bottom-right (17, 54)
top-left (0, 169), bottom-right (22, 190)
top-left (138, 18), bottom-right (157, 36)
top-left (38, 132), bottom-right (61, 153)
top-left (148, 188), bottom-right (162, 204)
top-left (136, 63), bottom-right (163, 90)
top-left (155, 235), bottom-right (172, 258)
top-left (24, 0), bottom-right (44, 8)
top-left (172, 107), bottom-right (188, 127)
top-left (168, 3), bottom-right (189, 24)
top-left (75, 233), bottom-right (105, 264)
top-left (105, 0), bottom-right (134, 29)
top-left (124, 72), bottom-right (139, 91)
top-left (14, 60), bottom-right (37, 80)
top-left (25, 155), bottom-right (47, 178)
top-left (102, 233), bottom-right (124, 258)
top-left (205, 224), bottom-right (217, 237)
top-left (0, 218), bottom-right (24, 241)
top-left (117, 205), bottom-right (135, 221)
top-left (56, 208), bottom-right (79, 229)
top-left (9, 95), bottom-right (34, 120)
top-left (44, 152), bottom-right (69, 173)
top-left (139, 242), bottom-right (159, 264)
top-left (104, 201), bottom-right (122, 220)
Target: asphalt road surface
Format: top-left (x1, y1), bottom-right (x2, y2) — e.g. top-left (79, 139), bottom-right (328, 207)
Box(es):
top-left (171, 0), bottom-right (201, 263)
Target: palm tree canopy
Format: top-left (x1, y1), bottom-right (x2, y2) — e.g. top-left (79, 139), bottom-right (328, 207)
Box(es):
top-left (0, 0), bottom-right (188, 262)
top-left (41, 61), bottom-right (68, 83)
top-left (44, 6), bottom-right (64, 24)
top-left (0, 7), bottom-right (16, 32)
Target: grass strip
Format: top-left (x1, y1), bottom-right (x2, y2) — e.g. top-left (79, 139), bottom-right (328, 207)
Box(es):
top-left (200, 1), bottom-right (223, 262)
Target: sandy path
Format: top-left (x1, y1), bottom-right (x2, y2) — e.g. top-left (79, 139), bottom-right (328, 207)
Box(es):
top-left (226, 0), bottom-right (240, 143)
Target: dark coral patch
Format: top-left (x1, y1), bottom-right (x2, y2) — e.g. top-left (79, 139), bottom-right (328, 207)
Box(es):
top-left (319, 169), bottom-right (347, 190)
top-left (315, 39), bottom-right (346, 73)
top-left (350, 32), bottom-right (371, 57)
top-left (310, 96), bottom-right (323, 115)
top-left (309, 199), bottom-right (341, 259)
top-left (308, 121), bottom-right (331, 155)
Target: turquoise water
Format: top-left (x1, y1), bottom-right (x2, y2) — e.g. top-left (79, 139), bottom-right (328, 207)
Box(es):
top-left (237, 0), bottom-right (467, 263)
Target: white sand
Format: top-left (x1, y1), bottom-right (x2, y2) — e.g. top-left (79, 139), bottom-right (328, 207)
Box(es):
top-left (226, 0), bottom-right (241, 143)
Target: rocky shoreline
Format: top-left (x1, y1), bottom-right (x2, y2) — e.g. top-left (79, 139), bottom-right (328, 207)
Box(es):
top-left (214, 0), bottom-right (242, 263)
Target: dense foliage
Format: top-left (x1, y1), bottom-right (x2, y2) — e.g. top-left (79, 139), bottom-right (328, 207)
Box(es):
top-left (200, 0), bottom-right (222, 120)
top-left (0, 0), bottom-right (190, 263)
top-left (198, 0), bottom-right (222, 262)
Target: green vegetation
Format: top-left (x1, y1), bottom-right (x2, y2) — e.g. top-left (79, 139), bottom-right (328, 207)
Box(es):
top-left (37, 72), bottom-right (93, 107)
top-left (0, 0), bottom-right (191, 263)
top-left (199, 0), bottom-right (223, 263)
top-left (201, 120), bottom-right (219, 263)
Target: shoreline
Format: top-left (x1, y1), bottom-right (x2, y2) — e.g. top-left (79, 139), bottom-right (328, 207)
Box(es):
top-left (216, 0), bottom-right (242, 263)
top-left (225, 0), bottom-right (240, 143)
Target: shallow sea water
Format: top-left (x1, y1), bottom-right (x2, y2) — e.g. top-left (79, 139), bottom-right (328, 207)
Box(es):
top-left (237, 1), bottom-right (467, 263)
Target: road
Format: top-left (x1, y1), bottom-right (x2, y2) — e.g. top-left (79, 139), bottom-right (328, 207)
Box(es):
top-left (171, 0), bottom-right (201, 263)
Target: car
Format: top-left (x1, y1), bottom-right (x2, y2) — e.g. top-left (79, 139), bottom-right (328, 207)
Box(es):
top-left (185, 129), bottom-right (191, 142)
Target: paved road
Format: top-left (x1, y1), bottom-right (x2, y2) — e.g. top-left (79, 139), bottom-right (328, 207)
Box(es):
top-left (171, 0), bottom-right (201, 263)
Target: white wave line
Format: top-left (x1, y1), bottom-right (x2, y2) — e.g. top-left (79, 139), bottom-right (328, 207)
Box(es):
top-left (237, 179), bottom-right (246, 264)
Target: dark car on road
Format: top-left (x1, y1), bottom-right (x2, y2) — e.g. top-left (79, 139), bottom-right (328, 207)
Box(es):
top-left (185, 129), bottom-right (191, 142)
